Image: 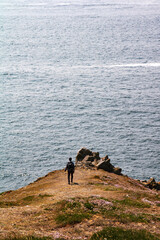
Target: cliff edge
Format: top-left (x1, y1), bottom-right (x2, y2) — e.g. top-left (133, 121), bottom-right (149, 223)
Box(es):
top-left (0, 149), bottom-right (160, 240)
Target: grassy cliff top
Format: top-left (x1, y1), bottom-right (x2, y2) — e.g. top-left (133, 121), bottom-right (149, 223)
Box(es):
top-left (0, 167), bottom-right (160, 240)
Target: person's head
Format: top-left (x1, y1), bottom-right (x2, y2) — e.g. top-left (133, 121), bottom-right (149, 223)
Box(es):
top-left (69, 157), bottom-right (72, 161)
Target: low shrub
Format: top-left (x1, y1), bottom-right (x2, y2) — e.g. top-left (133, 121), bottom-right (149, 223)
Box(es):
top-left (38, 194), bottom-right (52, 199)
top-left (115, 197), bottom-right (151, 208)
top-left (84, 201), bottom-right (94, 210)
top-left (0, 201), bottom-right (18, 208)
top-left (93, 175), bottom-right (101, 179)
top-left (55, 212), bottom-right (90, 226)
top-left (22, 196), bottom-right (35, 202)
top-left (65, 201), bottom-right (81, 209)
top-left (90, 226), bottom-right (160, 240)
top-left (100, 207), bottom-right (149, 224)
top-left (55, 198), bottom-right (93, 226)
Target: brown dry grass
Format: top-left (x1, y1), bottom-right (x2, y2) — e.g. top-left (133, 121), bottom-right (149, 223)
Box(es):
top-left (0, 167), bottom-right (160, 239)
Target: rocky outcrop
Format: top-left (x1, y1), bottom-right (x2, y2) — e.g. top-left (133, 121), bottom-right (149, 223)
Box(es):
top-left (141, 178), bottom-right (160, 190)
top-left (76, 148), bottom-right (93, 162)
top-left (76, 147), bottom-right (122, 175)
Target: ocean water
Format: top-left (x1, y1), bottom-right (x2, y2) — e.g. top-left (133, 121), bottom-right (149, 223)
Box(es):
top-left (0, 0), bottom-right (160, 192)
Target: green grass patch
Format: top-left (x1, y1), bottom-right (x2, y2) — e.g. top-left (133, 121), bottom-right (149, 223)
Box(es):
top-left (18, 194), bottom-right (52, 205)
top-left (22, 196), bottom-right (35, 202)
top-left (93, 175), bottom-right (101, 179)
top-left (56, 200), bottom-right (68, 209)
top-left (151, 215), bottom-right (160, 222)
top-left (55, 212), bottom-right (90, 226)
top-left (115, 197), bottom-right (151, 208)
top-left (65, 201), bottom-right (81, 210)
top-left (0, 201), bottom-right (18, 207)
top-left (55, 198), bottom-right (94, 226)
top-left (88, 182), bottom-right (94, 185)
top-left (84, 201), bottom-right (94, 210)
top-left (90, 226), bottom-right (160, 240)
top-left (0, 194), bottom-right (53, 208)
top-left (38, 194), bottom-right (52, 199)
top-left (115, 212), bottom-right (149, 224)
top-left (100, 206), bottom-right (150, 224)
top-left (0, 195), bottom-right (35, 208)
top-left (122, 190), bottom-right (160, 203)
top-left (54, 196), bottom-right (155, 227)
top-left (56, 199), bottom-right (81, 212)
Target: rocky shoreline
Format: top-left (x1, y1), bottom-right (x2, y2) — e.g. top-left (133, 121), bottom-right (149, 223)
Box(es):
top-left (140, 178), bottom-right (160, 191)
top-left (75, 147), bottom-right (160, 191)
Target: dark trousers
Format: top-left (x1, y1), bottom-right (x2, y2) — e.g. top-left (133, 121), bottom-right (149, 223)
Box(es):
top-left (68, 171), bottom-right (74, 184)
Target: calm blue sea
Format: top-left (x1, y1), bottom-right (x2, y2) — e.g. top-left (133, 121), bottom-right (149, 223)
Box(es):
top-left (0, 0), bottom-right (160, 192)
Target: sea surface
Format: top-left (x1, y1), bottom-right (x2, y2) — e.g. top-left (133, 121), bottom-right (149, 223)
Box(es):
top-left (0, 0), bottom-right (160, 192)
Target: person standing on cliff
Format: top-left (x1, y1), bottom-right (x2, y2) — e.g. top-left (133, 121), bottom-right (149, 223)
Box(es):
top-left (65, 157), bottom-right (75, 184)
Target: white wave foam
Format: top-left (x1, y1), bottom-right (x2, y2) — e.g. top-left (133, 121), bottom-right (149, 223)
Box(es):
top-left (0, 62), bottom-right (160, 75)
top-left (108, 63), bottom-right (160, 68)
top-left (73, 62), bottom-right (160, 69)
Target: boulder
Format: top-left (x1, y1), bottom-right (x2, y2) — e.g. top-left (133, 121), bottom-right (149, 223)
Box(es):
top-left (92, 152), bottom-right (100, 160)
top-left (83, 155), bottom-right (95, 162)
top-left (147, 178), bottom-right (156, 184)
top-left (146, 178), bottom-right (156, 189)
top-left (96, 159), bottom-right (114, 172)
top-left (84, 161), bottom-right (95, 168)
top-left (101, 155), bottom-right (109, 161)
top-left (113, 167), bottom-right (122, 175)
top-left (76, 148), bottom-right (93, 163)
top-left (93, 159), bottom-right (100, 166)
top-left (81, 155), bottom-right (96, 169)
top-left (141, 178), bottom-right (160, 190)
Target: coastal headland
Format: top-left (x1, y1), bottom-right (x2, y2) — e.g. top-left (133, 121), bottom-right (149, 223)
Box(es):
top-left (0, 148), bottom-right (160, 240)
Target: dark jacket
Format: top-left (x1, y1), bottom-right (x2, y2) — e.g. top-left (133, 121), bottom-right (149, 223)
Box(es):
top-left (65, 161), bottom-right (75, 172)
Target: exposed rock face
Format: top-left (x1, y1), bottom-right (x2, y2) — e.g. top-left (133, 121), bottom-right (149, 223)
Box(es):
top-left (76, 147), bottom-right (122, 175)
top-left (141, 178), bottom-right (160, 190)
top-left (76, 148), bottom-right (93, 163)
top-left (97, 158), bottom-right (113, 172)
top-left (113, 167), bottom-right (122, 175)
top-left (82, 156), bottom-right (95, 168)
